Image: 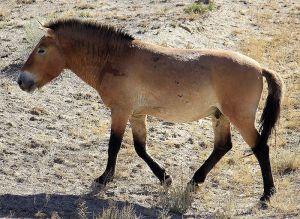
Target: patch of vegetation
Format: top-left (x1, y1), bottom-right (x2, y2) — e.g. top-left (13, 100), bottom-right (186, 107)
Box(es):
top-left (95, 201), bottom-right (138, 219)
top-left (75, 3), bottom-right (95, 10)
top-left (184, 1), bottom-right (215, 15)
top-left (16, 0), bottom-right (36, 4)
top-left (159, 183), bottom-right (194, 215)
top-left (79, 11), bottom-right (92, 18)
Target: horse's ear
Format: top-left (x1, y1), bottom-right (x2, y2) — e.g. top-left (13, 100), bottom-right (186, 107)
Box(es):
top-left (37, 20), bottom-right (55, 39)
top-left (44, 28), bottom-right (56, 39)
top-left (38, 26), bottom-right (56, 39)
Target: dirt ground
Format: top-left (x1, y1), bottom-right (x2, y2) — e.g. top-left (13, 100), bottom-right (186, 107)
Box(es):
top-left (0, 0), bottom-right (299, 218)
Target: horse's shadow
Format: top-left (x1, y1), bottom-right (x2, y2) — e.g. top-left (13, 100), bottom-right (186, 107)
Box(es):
top-left (0, 192), bottom-right (173, 218)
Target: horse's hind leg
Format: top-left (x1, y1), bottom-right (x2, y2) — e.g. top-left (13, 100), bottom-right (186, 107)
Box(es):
top-left (229, 117), bottom-right (275, 201)
top-left (130, 114), bottom-right (172, 185)
top-left (189, 110), bottom-right (232, 186)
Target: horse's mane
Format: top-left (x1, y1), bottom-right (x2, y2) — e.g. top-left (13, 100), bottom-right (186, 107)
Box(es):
top-left (45, 19), bottom-right (134, 41)
top-left (44, 19), bottom-right (134, 58)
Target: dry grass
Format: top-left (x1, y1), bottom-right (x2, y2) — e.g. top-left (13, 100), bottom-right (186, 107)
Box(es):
top-left (79, 11), bottom-right (93, 18)
top-left (95, 201), bottom-right (138, 219)
top-left (75, 3), bottom-right (95, 10)
top-left (159, 177), bottom-right (194, 215)
top-left (33, 194), bottom-right (50, 218)
top-left (159, 187), bottom-right (193, 215)
top-left (271, 148), bottom-right (300, 175)
top-left (267, 177), bottom-right (299, 216)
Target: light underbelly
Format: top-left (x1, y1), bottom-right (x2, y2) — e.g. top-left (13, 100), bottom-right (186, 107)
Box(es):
top-left (136, 102), bottom-right (217, 123)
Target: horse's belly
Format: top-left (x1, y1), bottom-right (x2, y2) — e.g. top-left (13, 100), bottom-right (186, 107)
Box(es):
top-left (137, 99), bottom-right (216, 123)
top-left (133, 77), bottom-right (217, 122)
top-left (151, 109), bottom-right (214, 123)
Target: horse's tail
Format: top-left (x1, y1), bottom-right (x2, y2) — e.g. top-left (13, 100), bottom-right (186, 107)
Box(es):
top-left (259, 68), bottom-right (284, 146)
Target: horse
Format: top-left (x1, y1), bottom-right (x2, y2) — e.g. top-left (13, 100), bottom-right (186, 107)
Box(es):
top-left (17, 19), bottom-right (283, 202)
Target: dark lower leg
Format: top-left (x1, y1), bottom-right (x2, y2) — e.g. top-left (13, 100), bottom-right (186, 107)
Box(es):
top-left (134, 139), bottom-right (171, 185)
top-left (190, 147), bottom-right (231, 184)
top-left (95, 131), bottom-right (122, 185)
top-left (252, 144), bottom-right (275, 201)
top-left (190, 113), bottom-right (232, 185)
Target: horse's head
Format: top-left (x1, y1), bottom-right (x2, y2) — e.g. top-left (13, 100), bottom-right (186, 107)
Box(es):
top-left (17, 27), bottom-right (65, 92)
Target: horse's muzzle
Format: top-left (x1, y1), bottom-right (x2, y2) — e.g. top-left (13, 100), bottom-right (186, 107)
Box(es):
top-left (17, 71), bottom-right (37, 93)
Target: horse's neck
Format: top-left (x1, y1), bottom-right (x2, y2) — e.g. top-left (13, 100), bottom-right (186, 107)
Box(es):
top-left (63, 46), bottom-right (105, 89)
top-left (62, 37), bottom-right (132, 89)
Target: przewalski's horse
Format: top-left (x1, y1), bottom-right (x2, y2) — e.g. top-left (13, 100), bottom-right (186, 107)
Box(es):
top-left (17, 19), bottom-right (283, 202)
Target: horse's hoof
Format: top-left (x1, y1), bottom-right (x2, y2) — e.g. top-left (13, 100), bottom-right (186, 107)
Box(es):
top-left (161, 174), bottom-right (173, 187)
top-left (258, 201), bottom-right (269, 210)
top-left (260, 188), bottom-right (276, 202)
top-left (94, 173), bottom-right (114, 185)
top-left (260, 194), bottom-right (270, 202)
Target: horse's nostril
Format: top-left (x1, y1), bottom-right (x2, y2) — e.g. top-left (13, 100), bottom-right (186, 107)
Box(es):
top-left (17, 79), bottom-right (22, 86)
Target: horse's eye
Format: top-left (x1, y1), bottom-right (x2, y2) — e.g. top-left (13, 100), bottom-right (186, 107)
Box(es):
top-left (37, 48), bottom-right (46, 55)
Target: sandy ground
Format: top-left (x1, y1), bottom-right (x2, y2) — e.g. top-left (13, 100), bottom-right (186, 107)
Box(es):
top-left (0, 0), bottom-right (299, 218)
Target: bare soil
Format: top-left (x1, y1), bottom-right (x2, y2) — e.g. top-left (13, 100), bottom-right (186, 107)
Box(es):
top-left (0, 0), bottom-right (299, 218)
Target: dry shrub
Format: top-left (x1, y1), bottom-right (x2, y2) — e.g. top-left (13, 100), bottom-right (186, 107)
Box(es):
top-left (16, 0), bottom-right (36, 4)
top-left (159, 183), bottom-right (193, 215)
top-left (75, 3), bottom-right (94, 10)
top-left (184, 1), bottom-right (215, 15)
top-left (95, 201), bottom-right (138, 219)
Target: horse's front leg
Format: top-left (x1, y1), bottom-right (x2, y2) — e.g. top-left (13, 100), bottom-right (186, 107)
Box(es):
top-left (95, 109), bottom-right (130, 186)
top-left (130, 114), bottom-right (172, 186)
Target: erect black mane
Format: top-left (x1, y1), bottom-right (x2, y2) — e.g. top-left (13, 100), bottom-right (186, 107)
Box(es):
top-left (44, 18), bottom-right (134, 41)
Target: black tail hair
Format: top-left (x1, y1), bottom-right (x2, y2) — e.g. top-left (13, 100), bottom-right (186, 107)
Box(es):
top-left (259, 68), bottom-right (283, 146)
